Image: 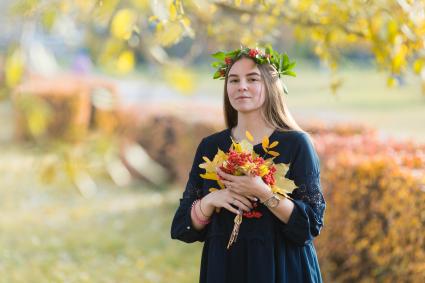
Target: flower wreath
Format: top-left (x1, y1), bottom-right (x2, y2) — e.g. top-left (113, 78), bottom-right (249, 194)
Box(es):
top-left (211, 46), bottom-right (297, 83)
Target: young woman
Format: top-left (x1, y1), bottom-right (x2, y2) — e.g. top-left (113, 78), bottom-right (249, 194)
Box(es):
top-left (171, 47), bottom-right (326, 283)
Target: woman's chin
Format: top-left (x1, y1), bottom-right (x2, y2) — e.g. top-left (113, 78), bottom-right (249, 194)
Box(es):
top-left (233, 106), bottom-right (259, 113)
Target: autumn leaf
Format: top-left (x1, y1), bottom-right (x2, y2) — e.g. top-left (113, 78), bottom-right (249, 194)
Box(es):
top-left (217, 180), bottom-right (225, 189)
top-left (267, 150), bottom-right (280, 157)
top-left (110, 9), bottom-right (137, 40)
top-left (5, 48), bottom-right (25, 87)
top-left (231, 138), bottom-right (242, 152)
top-left (116, 50), bottom-right (135, 74)
top-left (200, 172), bottom-right (219, 181)
top-left (269, 141), bottom-right (279, 148)
top-left (199, 149), bottom-right (227, 173)
top-left (245, 130), bottom-right (254, 142)
top-left (258, 164), bottom-right (269, 177)
top-left (273, 163), bottom-right (297, 196)
top-left (262, 136), bottom-right (269, 152)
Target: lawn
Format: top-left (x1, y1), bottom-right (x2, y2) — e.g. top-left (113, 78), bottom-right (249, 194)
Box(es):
top-left (0, 146), bottom-right (202, 283)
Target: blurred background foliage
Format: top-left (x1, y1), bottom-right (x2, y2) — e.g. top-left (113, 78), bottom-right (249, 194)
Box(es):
top-left (3, 0), bottom-right (425, 93)
top-left (0, 0), bottom-right (424, 282)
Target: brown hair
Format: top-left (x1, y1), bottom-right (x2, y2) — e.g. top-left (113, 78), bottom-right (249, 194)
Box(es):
top-left (223, 56), bottom-right (305, 133)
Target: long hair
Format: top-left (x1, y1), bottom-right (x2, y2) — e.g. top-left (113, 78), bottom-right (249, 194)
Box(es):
top-left (223, 56), bottom-right (305, 133)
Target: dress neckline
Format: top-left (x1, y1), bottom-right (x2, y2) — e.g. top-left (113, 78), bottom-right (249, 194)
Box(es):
top-left (226, 127), bottom-right (277, 148)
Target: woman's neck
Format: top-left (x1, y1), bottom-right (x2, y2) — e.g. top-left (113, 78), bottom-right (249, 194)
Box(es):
top-left (232, 111), bottom-right (275, 143)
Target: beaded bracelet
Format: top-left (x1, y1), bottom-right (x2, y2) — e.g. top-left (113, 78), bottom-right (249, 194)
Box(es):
top-left (191, 199), bottom-right (211, 225)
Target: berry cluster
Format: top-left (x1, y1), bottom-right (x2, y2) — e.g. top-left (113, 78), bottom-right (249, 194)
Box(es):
top-left (218, 149), bottom-right (278, 219)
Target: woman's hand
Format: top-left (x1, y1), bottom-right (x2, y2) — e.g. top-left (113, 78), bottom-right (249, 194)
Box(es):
top-left (216, 167), bottom-right (272, 203)
top-left (202, 187), bottom-right (254, 215)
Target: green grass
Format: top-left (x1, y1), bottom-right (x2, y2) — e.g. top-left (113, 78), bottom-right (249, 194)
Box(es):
top-left (0, 149), bottom-right (202, 283)
top-left (284, 68), bottom-right (425, 141)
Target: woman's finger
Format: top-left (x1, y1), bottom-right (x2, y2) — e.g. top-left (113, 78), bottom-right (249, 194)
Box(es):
top-left (223, 181), bottom-right (242, 194)
top-left (232, 194), bottom-right (253, 209)
top-left (217, 167), bottom-right (237, 182)
top-left (231, 198), bottom-right (251, 212)
top-left (249, 195), bottom-right (258, 202)
top-left (223, 203), bottom-right (240, 215)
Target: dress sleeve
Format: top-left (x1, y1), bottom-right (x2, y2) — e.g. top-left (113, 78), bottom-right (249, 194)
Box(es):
top-left (278, 132), bottom-right (326, 247)
top-left (170, 138), bottom-right (208, 243)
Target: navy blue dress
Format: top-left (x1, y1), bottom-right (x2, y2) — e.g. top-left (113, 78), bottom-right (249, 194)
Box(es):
top-left (171, 128), bottom-right (326, 283)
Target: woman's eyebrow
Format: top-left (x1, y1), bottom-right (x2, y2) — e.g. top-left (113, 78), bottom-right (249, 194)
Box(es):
top-left (228, 72), bottom-right (261, 77)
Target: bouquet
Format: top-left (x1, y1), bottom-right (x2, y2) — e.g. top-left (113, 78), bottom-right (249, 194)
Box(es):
top-left (199, 131), bottom-right (297, 248)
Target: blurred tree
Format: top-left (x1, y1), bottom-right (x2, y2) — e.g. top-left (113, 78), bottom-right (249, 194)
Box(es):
top-left (1, 0), bottom-right (425, 193)
top-left (4, 0), bottom-right (425, 95)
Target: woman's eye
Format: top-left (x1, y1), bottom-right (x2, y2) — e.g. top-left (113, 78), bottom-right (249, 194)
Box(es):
top-left (230, 80), bottom-right (239, 83)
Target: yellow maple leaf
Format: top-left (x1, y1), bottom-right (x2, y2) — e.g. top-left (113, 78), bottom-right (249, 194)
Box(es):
top-left (200, 172), bottom-right (219, 181)
top-left (273, 163), bottom-right (297, 196)
top-left (199, 149), bottom-right (227, 173)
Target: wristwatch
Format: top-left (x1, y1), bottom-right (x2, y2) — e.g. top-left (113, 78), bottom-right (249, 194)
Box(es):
top-left (262, 193), bottom-right (280, 208)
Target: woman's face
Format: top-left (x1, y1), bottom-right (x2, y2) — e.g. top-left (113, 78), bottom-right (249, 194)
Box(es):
top-left (226, 57), bottom-right (266, 114)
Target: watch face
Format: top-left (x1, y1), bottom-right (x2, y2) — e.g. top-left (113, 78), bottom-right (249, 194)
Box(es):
top-left (267, 195), bottom-right (279, 208)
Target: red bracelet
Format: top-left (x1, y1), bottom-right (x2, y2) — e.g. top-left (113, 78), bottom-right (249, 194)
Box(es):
top-left (192, 199), bottom-right (211, 225)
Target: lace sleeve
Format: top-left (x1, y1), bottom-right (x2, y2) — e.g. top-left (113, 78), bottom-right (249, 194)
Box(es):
top-left (290, 173), bottom-right (326, 227)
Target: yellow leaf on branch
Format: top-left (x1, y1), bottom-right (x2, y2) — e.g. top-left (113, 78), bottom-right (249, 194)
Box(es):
top-left (269, 141), bottom-right (279, 148)
top-left (262, 136), bottom-right (269, 152)
top-left (110, 9), bottom-right (137, 40)
top-left (116, 50), bottom-right (135, 74)
top-left (5, 48), bottom-right (25, 87)
top-left (155, 21), bottom-right (183, 47)
top-left (267, 150), bottom-right (280, 157)
top-left (413, 59), bottom-right (423, 74)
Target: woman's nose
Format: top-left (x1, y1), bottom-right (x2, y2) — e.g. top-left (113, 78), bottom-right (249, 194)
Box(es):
top-left (238, 81), bottom-right (248, 91)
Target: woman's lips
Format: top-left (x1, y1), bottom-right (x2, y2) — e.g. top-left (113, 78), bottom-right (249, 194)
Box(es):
top-left (236, 96), bottom-right (251, 100)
